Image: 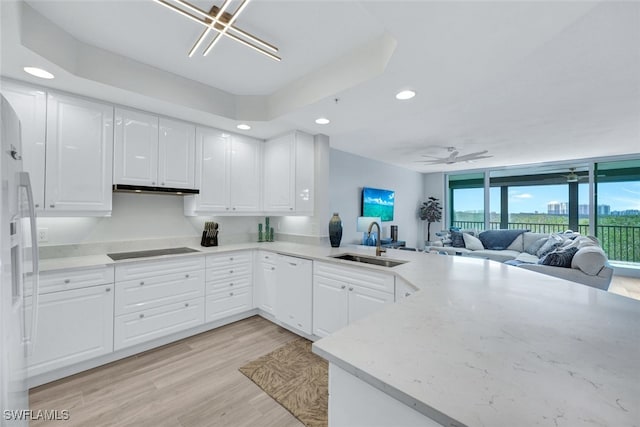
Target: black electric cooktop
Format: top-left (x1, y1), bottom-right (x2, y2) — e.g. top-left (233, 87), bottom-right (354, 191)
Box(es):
top-left (107, 247), bottom-right (200, 261)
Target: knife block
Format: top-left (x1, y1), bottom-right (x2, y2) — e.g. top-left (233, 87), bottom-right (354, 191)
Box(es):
top-left (201, 231), bottom-right (218, 247)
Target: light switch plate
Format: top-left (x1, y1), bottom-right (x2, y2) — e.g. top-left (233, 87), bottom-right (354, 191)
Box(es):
top-left (38, 228), bottom-right (49, 243)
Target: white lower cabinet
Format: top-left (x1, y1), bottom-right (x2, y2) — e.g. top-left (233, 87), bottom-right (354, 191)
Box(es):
top-left (205, 251), bottom-right (253, 322)
top-left (254, 251), bottom-right (277, 315)
top-left (313, 262), bottom-right (394, 338)
top-left (113, 256), bottom-right (205, 351)
top-left (276, 255), bottom-right (313, 335)
top-left (26, 284), bottom-right (114, 377)
top-left (114, 297), bottom-right (204, 351)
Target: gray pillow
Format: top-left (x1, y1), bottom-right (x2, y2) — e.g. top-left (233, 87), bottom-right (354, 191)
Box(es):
top-left (539, 246), bottom-right (579, 267)
top-left (450, 230), bottom-right (465, 248)
top-left (536, 234), bottom-right (564, 258)
top-left (571, 246), bottom-right (607, 275)
top-left (525, 237), bottom-right (548, 255)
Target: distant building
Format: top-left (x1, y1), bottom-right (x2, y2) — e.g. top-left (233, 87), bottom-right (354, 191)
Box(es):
top-left (549, 203), bottom-right (611, 216)
top-left (547, 202), bottom-right (568, 215)
top-left (579, 204), bottom-right (589, 216)
top-left (598, 205), bottom-right (611, 216)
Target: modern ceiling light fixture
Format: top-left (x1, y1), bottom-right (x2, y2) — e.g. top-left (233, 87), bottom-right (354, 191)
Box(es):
top-left (23, 67), bottom-right (54, 79)
top-left (237, 124), bottom-right (251, 130)
top-left (315, 117), bottom-right (330, 125)
top-left (395, 90), bottom-right (416, 100)
top-left (154, 0), bottom-right (281, 61)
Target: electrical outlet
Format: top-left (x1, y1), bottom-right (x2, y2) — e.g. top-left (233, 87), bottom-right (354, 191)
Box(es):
top-left (38, 228), bottom-right (48, 243)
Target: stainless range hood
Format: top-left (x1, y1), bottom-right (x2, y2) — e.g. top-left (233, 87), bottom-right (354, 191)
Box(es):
top-left (112, 184), bottom-right (199, 195)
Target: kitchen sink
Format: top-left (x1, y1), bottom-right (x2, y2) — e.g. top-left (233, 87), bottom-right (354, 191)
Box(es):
top-left (330, 253), bottom-right (408, 268)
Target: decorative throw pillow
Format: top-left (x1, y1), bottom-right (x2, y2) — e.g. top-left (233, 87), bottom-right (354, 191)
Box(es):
top-left (571, 246), bottom-right (607, 275)
top-left (463, 233), bottom-right (484, 251)
top-left (536, 234), bottom-right (564, 258)
top-left (525, 237), bottom-right (548, 255)
top-left (538, 246), bottom-right (579, 268)
top-left (450, 230), bottom-right (465, 248)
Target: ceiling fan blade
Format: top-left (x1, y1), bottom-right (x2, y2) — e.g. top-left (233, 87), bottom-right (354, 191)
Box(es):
top-left (416, 159), bottom-right (449, 164)
top-left (453, 151), bottom-right (492, 162)
top-left (420, 155), bottom-right (447, 160)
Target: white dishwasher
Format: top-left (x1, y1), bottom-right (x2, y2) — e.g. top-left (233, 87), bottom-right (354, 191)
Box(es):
top-left (275, 254), bottom-right (313, 335)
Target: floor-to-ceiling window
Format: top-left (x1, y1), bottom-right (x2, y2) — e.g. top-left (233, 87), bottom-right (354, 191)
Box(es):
top-left (447, 158), bottom-right (639, 267)
top-left (595, 159), bottom-right (640, 264)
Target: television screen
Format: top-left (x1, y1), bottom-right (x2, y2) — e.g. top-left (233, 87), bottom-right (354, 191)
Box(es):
top-left (362, 187), bottom-right (395, 221)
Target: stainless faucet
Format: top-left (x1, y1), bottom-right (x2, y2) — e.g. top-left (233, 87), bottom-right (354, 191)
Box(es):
top-left (367, 221), bottom-right (386, 257)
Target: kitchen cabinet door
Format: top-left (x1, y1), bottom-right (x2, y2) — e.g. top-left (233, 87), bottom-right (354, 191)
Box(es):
top-left (26, 284), bottom-right (114, 377)
top-left (187, 127), bottom-right (230, 213)
top-left (263, 133), bottom-right (295, 212)
top-left (256, 255), bottom-right (277, 315)
top-left (0, 80), bottom-right (47, 210)
top-left (276, 255), bottom-right (312, 335)
top-left (229, 134), bottom-right (261, 212)
top-left (158, 117), bottom-right (195, 189)
top-left (114, 107), bottom-right (158, 186)
top-left (263, 131), bottom-right (314, 214)
top-left (45, 92), bottom-right (113, 214)
top-left (313, 275), bottom-right (348, 338)
top-left (348, 284), bottom-right (393, 324)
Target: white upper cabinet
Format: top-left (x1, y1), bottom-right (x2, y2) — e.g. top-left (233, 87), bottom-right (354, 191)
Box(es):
top-left (45, 92), bottom-right (113, 214)
top-left (114, 108), bottom-right (195, 189)
top-left (185, 129), bottom-right (261, 215)
top-left (158, 118), bottom-right (195, 189)
top-left (263, 131), bottom-right (314, 214)
top-left (229, 134), bottom-right (261, 212)
top-left (0, 81), bottom-right (47, 211)
top-left (114, 108), bottom-right (158, 186)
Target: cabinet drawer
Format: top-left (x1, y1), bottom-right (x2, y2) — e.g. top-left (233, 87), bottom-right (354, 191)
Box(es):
top-left (115, 255), bottom-right (205, 282)
top-left (314, 262), bottom-right (394, 294)
top-left (26, 284), bottom-right (114, 377)
top-left (258, 251), bottom-right (277, 264)
top-left (205, 287), bottom-right (253, 323)
top-left (206, 275), bottom-right (251, 294)
top-left (115, 270), bottom-right (205, 315)
top-left (206, 252), bottom-right (251, 268)
top-left (26, 265), bottom-right (114, 296)
top-left (114, 297), bottom-right (204, 351)
top-left (206, 263), bottom-right (251, 282)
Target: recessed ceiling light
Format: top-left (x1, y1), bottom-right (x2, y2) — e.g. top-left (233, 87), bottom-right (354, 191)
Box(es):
top-left (395, 90), bottom-right (416, 100)
top-left (237, 124), bottom-right (251, 130)
top-left (23, 67), bottom-right (54, 79)
top-left (315, 117), bottom-right (330, 125)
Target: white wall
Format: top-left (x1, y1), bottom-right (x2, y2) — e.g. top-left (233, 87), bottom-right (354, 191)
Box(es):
top-left (329, 149), bottom-right (425, 248)
top-left (37, 193), bottom-right (261, 246)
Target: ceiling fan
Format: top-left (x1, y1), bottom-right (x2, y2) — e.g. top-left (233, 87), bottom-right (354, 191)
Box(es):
top-left (561, 168), bottom-right (588, 182)
top-left (418, 147), bottom-right (493, 165)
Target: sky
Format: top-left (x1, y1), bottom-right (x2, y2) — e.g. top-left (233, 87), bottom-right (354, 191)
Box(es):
top-left (454, 181), bottom-right (640, 213)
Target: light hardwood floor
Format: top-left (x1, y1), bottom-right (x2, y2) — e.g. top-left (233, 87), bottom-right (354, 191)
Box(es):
top-left (29, 316), bottom-right (304, 427)
top-left (609, 274), bottom-right (640, 301)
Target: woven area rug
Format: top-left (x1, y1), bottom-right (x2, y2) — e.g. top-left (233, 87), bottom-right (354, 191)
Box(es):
top-left (239, 337), bottom-right (328, 427)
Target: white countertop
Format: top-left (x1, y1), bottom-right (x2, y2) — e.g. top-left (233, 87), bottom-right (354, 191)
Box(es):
top-left (38, 242), bottom-right (639, 426)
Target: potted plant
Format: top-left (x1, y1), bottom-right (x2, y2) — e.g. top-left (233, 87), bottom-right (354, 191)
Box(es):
top-left (419, 197), bottom-right (443, 244)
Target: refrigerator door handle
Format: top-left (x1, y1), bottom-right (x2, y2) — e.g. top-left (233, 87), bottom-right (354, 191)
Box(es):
top-left (18, 171), bottom-right (39, 355)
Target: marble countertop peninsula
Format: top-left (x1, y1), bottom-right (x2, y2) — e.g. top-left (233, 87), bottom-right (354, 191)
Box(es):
top-left (37, 241), bottom-right (639, 426)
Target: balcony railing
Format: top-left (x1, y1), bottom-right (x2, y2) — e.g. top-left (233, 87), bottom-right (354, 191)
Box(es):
top-left (450, 221), bottom-right (640, 263)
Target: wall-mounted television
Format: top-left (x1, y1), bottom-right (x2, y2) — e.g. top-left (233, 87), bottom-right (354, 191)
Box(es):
top-left (362, 187), bottom-right (395, 221)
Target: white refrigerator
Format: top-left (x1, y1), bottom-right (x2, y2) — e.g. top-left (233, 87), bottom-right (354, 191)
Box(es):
top-left (0, 95), bottom-right (40, 426)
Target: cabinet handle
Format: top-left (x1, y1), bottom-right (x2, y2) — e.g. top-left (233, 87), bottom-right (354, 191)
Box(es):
top-left (349, 287), bottom-right (354, 291)
top-left (50, 204), bottom-right (55, 208)
top-left (152, 182), bottom-right (156, 185)
top-left (185, 274), bottom-right (190, 278)
top-left (35, 204), bottom-right (40, 208)
top-left (289, 262), bottom-right (297, 267)
top-left (64, 279), bottom-right (70, 284)
top-left (271, 267), bottom-right (275, 271)
top-left (341, 285), bottom-right (346, 289)
top-left (139, 314), bottom-right (145, 318)
top-left (405, 292), bottom-right (411, 297)
top-left (230, 283), bottom-right (234, 286)
top-left (184, 303), bottom-right (189, 307)
top-left (264, 255), bottom-right (269, 259)
top-left (226, 207), bottom-right (229, 210)
top-left (230, 257), bottom-right (234, 261)
top-left (106, 287), bottom-right (111, 292)
top-left (140, 281), bottom-right (145, 286)
top-left (229, 292), bottom-right (234, 296)
top-left (161, 182), bottom-right (165, 186)
top-left (232, 207), bottom-right (236, 210)
top-left (229, 270), bottom-right (234, 274)
top-left (290, 208), bottom-right (293, 211)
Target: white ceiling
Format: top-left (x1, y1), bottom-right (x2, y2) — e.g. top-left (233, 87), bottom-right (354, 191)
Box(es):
top-left (1, 0), bottom-right (639, 173)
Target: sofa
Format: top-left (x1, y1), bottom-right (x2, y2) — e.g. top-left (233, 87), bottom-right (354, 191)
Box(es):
top-left (428, 229), bottom-right (613, 291)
